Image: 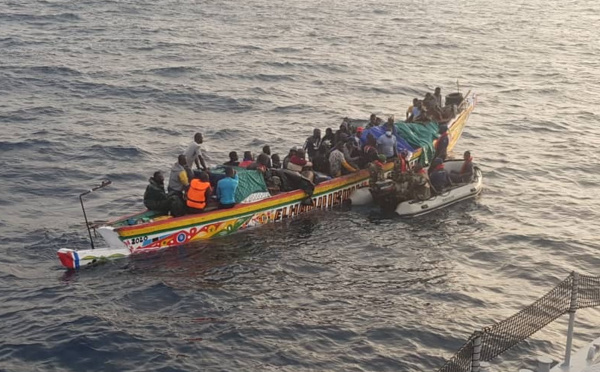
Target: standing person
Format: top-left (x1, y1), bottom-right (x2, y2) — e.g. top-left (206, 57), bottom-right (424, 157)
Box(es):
top-left (186, 171), bottom-right (212, 214)
top-left (321, 128), bottom-right (335, 148)
top-left (434, 125), bottom-right (450, 160)
top-left (329, 142), bottom-right (358, 177)
top-left (223, 151), bottom-right (239, 166)
top-left (185, 132), bottom-right (209, 172)
top-left (433, 87), bottom-right (443, 107)
top-left (366, 113), bottom-right (377, 128)
top-left (312, 144), bottom-right (330, 174)
top-left (168, 155), bottom-right (190, 196)
top-left (261, 145), bottom-right (273, 168)
top-left (216, 167), bottom-right (239, 209)
top-left (144, 171), bottom-right (171, 214)
top-left (376, 122), bottom-right (398, 160)
top-left (303, 128), bottom-right (322, 161)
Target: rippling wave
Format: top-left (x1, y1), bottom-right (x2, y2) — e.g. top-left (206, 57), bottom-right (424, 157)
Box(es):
top-left (1, 0), bottom-right (600, 370)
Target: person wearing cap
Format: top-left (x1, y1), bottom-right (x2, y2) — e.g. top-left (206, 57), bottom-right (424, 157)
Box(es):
top-left (223, 151), bottom-right (239, 167)
top-left (429, 158), bottom-right (451, 193)
top-left (434, 125), bottom-right (450, 160)
top-left (303, 128), bottom-right (322, 161)
top-left (282, 147), bottom-right (298, 170)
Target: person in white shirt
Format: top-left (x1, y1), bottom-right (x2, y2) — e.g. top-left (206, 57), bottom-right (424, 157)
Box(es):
top-left (184, 132), bottom-right (209, 172)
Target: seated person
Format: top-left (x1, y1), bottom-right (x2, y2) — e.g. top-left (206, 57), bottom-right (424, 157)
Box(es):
top-left (168, 154), bottom-right (190, 197)
top-left (223, 151), bottom-right (240, 166)
top-left (271, 153), bottom-right (282, 169)
top-left (429, 158), bottom-right (452, 193)
top-left (282, 147), bottom-right (297, 170)
top-left (286, 148), bottom-right (312, 172)
top-left (406, 98), bottom-right (421, 122)
top-left (342, 140), bottom-right (360, 169)
top-left (144, 171), bottom-right (171, 214)
top-left (239, 151), bottom-right (254, 168)
top-left (450, 151), bottom-right (474, 183)
top-left (358, 133), bottom-right (380, 168)
top-left (247, 153), bottom-right (270, 173)
top-left (329, 142), bottom-right (358, 177)
top-left (216, 167), bottom-right (239, 209)
top-left (186, 171), bottom-right (212, 214)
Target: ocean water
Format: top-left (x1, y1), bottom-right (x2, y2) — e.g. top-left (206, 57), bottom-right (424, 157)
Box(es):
top-left (1, 0), bottom-right (600, 371)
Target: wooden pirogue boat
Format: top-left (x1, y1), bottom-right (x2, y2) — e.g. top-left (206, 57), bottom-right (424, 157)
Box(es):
top-left (57, 94), bottom-right (476, 269)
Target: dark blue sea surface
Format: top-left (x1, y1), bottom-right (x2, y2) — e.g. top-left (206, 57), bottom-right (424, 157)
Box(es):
top-left (1, 0), bottom-right (600, 371)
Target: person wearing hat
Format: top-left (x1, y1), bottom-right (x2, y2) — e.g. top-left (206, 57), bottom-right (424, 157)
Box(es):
top-left (282, 147), bottom-right (298, 170)
top-left (434, 125), bottom-right (450, 160)
top-left (429, 157), bottom-right (451, 194)
top-left (144, 171), bottom-right (171, 214)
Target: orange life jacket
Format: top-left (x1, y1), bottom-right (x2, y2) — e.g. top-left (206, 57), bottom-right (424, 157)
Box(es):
top-left (186, 180), bottom-right (211, 209)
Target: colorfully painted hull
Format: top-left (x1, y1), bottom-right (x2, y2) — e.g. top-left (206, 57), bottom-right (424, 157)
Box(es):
top-left (57, 97), bottom-right (475, 269)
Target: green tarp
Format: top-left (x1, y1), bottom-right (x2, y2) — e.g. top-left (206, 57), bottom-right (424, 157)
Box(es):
top-left (211, 167), bottom-right (268, 203)
top-left (394, 121), bottom-right (440, 165)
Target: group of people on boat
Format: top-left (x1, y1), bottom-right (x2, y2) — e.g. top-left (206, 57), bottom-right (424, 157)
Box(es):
top-left (143, 87), bottom-right (474, 217)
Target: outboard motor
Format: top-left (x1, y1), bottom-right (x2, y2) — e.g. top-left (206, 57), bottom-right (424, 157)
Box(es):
top-left (445, 92), bottom-right (464, 107)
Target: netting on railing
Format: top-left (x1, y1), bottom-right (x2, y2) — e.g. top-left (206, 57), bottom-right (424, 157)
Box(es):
top-left (438, 334), bottom-right (476, 372)
top-left (578, 275), bottom-right (600, 309)
top-left (437, 272), bottom-right (600, 372)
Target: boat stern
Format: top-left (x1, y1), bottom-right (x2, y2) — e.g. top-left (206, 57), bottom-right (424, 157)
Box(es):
top-left (57, 248), bottom-right (80, 269)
